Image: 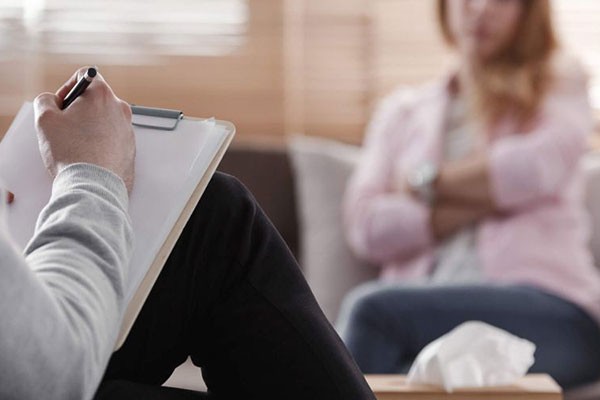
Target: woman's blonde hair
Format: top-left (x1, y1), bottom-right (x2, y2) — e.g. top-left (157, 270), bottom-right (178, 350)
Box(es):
top-left (437, 0), bottom-right (558, 127)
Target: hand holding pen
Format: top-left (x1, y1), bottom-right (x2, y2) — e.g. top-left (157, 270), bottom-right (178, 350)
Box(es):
top-left (2, 68), bottom-right (99, 205)
top-left (33, 66), bottom-right (136, 193)
top-left (61, 67), bottom-right (97, 109)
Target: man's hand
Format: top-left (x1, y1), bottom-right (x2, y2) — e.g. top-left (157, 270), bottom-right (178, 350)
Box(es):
top-left (33, 67), bottom-right (136, 193)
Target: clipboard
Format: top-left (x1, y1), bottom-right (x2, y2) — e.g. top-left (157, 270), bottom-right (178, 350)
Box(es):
top-left (115, 105), bottom-right (236, 349)
top-left (0, 102), bottom-right (235, 351)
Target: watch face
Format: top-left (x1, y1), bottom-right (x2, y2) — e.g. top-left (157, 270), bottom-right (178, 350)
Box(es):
top-left (408, 163), bottom-right (438, 206)
top-left (420, 163), bottom-right (437, 182)
top-left (407, 170), bottom-right (423, 187)
top-left (410, 163), bottom-right (437, 187)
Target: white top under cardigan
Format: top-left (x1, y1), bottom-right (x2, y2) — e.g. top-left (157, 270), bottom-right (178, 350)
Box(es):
top-left (430, 95), bottom-right (484, 284)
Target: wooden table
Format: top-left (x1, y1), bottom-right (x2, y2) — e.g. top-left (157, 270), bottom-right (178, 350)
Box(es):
top-left (365, 374), bottom-right (562, 400)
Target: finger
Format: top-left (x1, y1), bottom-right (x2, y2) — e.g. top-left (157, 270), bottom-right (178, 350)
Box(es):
top-left (33, 92), bottom-right (60, 119)
top-left (55, 66), bottom-right (100, 100)
top-left (55, 67), bottom-right (86, 100)
top-left (6, 191), bottom-right (14, 204)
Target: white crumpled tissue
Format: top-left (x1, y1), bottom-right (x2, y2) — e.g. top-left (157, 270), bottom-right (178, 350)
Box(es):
top-left (407, 321), bottom-right (536, 392)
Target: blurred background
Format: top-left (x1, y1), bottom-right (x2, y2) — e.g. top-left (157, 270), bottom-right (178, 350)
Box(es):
top-left (1, 0), bottom-right (599, 144)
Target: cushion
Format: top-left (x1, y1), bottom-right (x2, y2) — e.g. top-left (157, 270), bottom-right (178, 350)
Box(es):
top-left (288, 136), bottom-right (377, 323)
top-left (218, 144), bottom-right (299, 258)
top-left (582, 154), bottom-right (600, 271)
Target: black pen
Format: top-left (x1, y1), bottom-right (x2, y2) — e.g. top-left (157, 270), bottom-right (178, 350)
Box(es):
top-left (61, 67), bottom-right (97, 110)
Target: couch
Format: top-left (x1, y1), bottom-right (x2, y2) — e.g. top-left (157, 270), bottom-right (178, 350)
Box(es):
top-left (165, 136), bottom-right (600, 399)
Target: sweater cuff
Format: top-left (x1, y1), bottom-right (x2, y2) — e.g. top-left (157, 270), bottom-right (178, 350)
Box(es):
top-left (52, 163), bottom-right (129, 210)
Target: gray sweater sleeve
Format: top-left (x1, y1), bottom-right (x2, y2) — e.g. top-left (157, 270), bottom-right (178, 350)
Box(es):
top-left (0, 163), bottom-right (134, 400)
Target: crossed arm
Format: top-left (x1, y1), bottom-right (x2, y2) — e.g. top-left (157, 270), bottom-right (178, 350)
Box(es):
top-left (419, 154), bottom-right (496, 241)
top-left (344, 79), bottom-right (592, 265)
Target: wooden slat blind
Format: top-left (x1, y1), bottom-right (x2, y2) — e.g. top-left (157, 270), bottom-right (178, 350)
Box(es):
top-left (371, 0), bottom-right (451, 100)
top-left (0, 0), bottom-right (287, 139)
top-left (553, 0), bottom-right (600, 110)
top-left (284, 0), bottom-right (371, 142)
top-left (0, 0), bottom-right (598, 143)
top-left (31, 0), bottom-right (249, 61)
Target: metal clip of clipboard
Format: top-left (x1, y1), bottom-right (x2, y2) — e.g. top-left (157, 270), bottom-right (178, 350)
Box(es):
top-left (131, 105), bottom-right (184, 131)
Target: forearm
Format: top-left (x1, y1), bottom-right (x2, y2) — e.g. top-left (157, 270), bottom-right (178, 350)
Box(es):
top-left (405, 155), bottom-right (497, 240)
top-left (431, 200), bottom-right (492, 241)
top-left (434, 154), bottom-right (497, 209)
top-left (0, 164), bottom-right (133, 400)
top-left (345, 190), bottom-right (433, 264)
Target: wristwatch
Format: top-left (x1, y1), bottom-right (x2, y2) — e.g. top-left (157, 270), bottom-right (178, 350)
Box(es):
top-left (407, 163), bottom-right (439, 206)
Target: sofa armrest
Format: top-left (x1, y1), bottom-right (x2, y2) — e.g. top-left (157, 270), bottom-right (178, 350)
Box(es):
top-left (289, 136), bottom-right (378, 322)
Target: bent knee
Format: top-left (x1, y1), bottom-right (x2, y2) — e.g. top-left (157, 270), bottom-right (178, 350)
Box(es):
top-left (202, 172), bottom-right (257, 212)
top-left (338, 283), bottom-right (393, 333)
top-left (206, 172), bottom-right (250, 199)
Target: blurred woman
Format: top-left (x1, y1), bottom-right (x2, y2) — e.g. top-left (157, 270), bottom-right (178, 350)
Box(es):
top-left (340, 0), bottom-right (600, 389)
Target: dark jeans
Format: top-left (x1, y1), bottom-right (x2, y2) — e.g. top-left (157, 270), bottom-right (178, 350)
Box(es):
top-left (338, 282), bottom-right (600, 389)
top-left (95, 173), bottom-right (375, 400)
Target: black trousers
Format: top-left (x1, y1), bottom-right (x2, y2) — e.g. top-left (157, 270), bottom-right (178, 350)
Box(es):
top-left (94, 173), bottom-right (374, 399)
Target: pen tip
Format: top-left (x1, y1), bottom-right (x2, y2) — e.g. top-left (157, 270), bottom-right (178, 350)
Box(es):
top-left (87, 67), bottom-right (97, 78)
top-left (7, 191), bottom-right (14, 204)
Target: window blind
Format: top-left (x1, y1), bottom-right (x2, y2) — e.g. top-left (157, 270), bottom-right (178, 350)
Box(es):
top-left (553, 0), bottom-right (600, 109)
top-left (1, 0), bottom-right (598, 142)
top-left (0, 0), bottom-right (27, 61)
top-left (0, 0), bottom-right (289, 140)
top-left (1, 0), bottom-right (249, 63)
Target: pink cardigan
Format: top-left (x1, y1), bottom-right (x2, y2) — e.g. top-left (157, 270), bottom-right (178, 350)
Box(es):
top-left (344, 66), bottom-right (600, 324)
